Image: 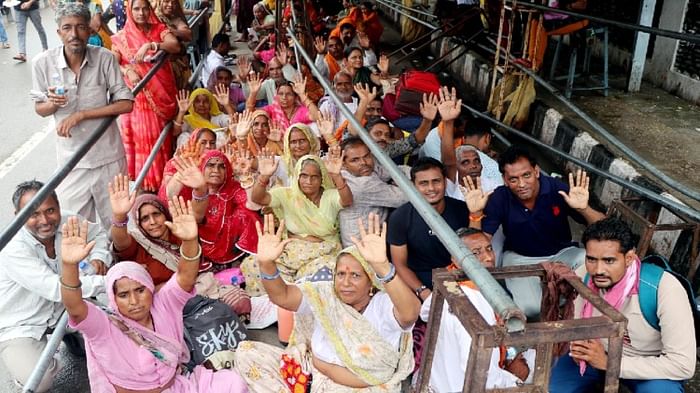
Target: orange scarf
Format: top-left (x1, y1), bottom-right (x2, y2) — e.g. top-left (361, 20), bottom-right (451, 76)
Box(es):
top-left (325, 53), bottom-right (341, 81)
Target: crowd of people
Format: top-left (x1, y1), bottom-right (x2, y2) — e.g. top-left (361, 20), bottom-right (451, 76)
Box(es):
top-left (0, 0), bottom-right (696, 392)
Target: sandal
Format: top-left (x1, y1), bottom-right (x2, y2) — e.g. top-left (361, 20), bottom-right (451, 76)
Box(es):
top-left (1, 43), bottom-right (9, 49)
top-left (13, 53), bottom-right (26, 62)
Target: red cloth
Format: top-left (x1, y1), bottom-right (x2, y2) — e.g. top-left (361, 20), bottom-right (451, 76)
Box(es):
top-left (158, 128), bottom-right (208, 202)
top-left (360, 11), bottom-right (383, 47)
top-left (114, 239), bottom-right (176, 286)
top-left (112, 5), bottom-right (178, 192)
top-left (181, 150), bottom-right (261, 264)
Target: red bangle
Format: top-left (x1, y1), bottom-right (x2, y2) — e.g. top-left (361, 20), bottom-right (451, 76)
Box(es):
top-left (469, 213), bottom-right (485, 222)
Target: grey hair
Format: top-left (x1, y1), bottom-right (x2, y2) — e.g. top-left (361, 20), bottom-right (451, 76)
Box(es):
top-left (55, 2), bottom-right (91, 25)
top-left (455, 144), bottom-right (479, 156)
top-left (333, 71), bottom-right (353, 85)
top-left (12, 180), bottom-right (59, 212)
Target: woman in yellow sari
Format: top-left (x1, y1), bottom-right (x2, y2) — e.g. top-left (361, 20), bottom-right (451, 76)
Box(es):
top-left (235, 213), bottom-right (419, 392)
top-left (242, 149), bottom-right (352, 296)
top-left (174, 87), bottom-right (236, 148)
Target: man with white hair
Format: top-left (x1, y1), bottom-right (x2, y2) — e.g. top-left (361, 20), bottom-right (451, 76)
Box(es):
top-left (318, 71), bottom-right (358, 131)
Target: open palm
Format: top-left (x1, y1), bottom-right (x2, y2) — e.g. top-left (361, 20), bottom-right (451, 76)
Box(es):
top-left (108, 174), bottom-right (136, 216)
top-left (165, 197), bottom-right (199, 241)
top-left (255, 214), bottom-right (291, 264)
top-left (351, 213), bottom-right (388, 266)
top-left (461, 176), bottom-right (492, 213)
top-left (61, 217), bottom-right (96, 265)
top-left (173, 157), bottom-right (206, 190)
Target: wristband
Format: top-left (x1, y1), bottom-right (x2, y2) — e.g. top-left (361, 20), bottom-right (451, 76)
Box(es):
top-left (469, 213), bottom-right (485, 222)
top-left (179, 243), bottom-right (202, 262)
top-left (374, 263), bottom-right (396, 285)
top-left (192, 190), bottom-right (209, 202)
top-left (111, 216), bottom-right (129, 228)
top-left (336, 182), bottom-right (348, 191)
top-left (260, 268), bottom-right (281, 280)
top-left (60, 278), bottom-right (82, 290)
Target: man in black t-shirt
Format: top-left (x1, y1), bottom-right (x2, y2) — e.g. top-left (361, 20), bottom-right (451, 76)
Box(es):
top-left (388, 157), bottom-right (469, 303)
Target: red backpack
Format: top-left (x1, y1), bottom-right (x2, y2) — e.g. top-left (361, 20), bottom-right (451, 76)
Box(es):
top-left (394, 70), bottom-right (441, 116)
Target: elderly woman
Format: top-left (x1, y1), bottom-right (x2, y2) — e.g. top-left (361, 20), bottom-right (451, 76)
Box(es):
top-left (235, 213), bottom-right (419, 391)
top-left (175, 87), bottom-right (236, 148)
top-left (171, 150), bottom-right (261, 268)
top-left (207, 66), bottom-right (247, 110)
top-left (112, 0), bottom-right (180, 191)
top-left (153, 0), bottom-right (193, 89)
top-left (242, 146), bottom-right (351, 295)
top-left (230, 109), bottom-right (284, 157)
top-left (245, 72), bottom-right (321, 131)
top-left (59, 199), bottom-right (249, 392)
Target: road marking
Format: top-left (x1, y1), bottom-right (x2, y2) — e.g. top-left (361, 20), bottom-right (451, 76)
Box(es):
top-left (0, 120), bottom-right (53, 180)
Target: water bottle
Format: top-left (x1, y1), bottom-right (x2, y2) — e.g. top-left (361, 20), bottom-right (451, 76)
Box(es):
top-left (79, 261), bottom-right (96, 276)
top-left (52, 73), bottom-right (65, 96)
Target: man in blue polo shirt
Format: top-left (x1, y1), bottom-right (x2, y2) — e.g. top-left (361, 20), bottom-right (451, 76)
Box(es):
top-left (464, 146), bottom-right (604, 317)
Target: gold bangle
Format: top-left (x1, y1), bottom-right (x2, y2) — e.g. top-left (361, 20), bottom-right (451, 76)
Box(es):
top-left (179, 243), bottom-right (202, 262)
top-left (60, 278), bottom-right (82, 290)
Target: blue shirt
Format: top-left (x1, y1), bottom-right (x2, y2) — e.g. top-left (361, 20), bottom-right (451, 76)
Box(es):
top-left (482, 175), bottom-right (585, 257)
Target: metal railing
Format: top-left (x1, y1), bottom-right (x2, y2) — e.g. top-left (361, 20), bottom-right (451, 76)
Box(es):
top-left (18, 8), bottom-right (210, 392)
top-left (375, 0), bottom-right (700, 204)
top-left (288, 27), bottom-right (528, 333)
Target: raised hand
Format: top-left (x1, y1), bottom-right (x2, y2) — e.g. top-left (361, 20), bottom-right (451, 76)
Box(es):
top-left (317, 110), bottom-right (336, 140)
top-left (177, 89), bottom-right (191, 114)
top-left (236, 110), bottom-right (254, 140)
top-left (248, 72), bottom-right (263, 93)
top-left (214, 83), bottom-right (230, 107)
top-left (232, 148), bottom-right (254, 176)
top-left (377, 54), bottom-right (389, 74)
top-left (61, 216), bottom-right (96, 265)
top-left (291, 73), bottom-right (307, 98)
top-left (276, 43), bottom-right (288, 65)
top-left (165, 196), bottom-right (198, 241)
top-left (172, 156), bottom-right (206, 190)
top-left (419, 92), bottom-right (439, 121)
top-left (257, 147), bottom-right (279, 176)
top-left (108, 174), bottom-right (136, 217)
top-left (255, 214), bottom-right (292, 264)
top-left (323, 144), bottom-right (344, 175)
top-left (268, 121), bottom-right (283, 142)
top-left (559, 169), bottom-right (591, 211)
top-left (238, 55), bottom-right (251, 81)
top-left (460, 176), bottom-right (493, 214)
top-left (314, 36), bottom-right (327, 54)
top-left (357, 31), bottom-right (370, 49)
top-left (354, 83), bottom-right (377, 103)
top-left (437, 86), bottom-right (462, 122)
top-left (350, 213), bottom-right (389, 267)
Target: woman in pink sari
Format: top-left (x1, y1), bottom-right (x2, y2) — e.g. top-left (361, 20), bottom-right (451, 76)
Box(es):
top-left (244, 71), bottom-right (321, 132)
top-left (112, 0), bottom-right (181, 192)
top-left (59, 200), bottom-right (248, 393)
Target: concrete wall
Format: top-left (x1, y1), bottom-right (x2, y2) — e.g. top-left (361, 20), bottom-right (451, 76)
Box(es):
top-left (379, 3), bottom-right (699, 280)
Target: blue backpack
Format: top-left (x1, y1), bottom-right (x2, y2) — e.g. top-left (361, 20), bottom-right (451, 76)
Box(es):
top-left (584, 255), bottom-right (700, 342)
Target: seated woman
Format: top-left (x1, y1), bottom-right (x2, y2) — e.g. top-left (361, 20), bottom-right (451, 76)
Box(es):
top-left (341, 46), bottom-right (388, 93)
top-left (235, 213), bottom-right (419, 391)
top-left (160, 128), bottom-right (217, 202)
top-left (207, 66), bottom-right (247, 110)
top-left (59, 199), bottom-right (249, 393)
top-left (171, 150), bottom-right (261, 269)
top-left (242, 147), bottom-right (351, 295)
top-left (245, 72), bottom-right (321, 131)
top-left (174, 87), bottom-right (236, 148)
top-left (230, 109), bottom-right (284, 157)
top-left (248, 2), bottom-right (274, 48)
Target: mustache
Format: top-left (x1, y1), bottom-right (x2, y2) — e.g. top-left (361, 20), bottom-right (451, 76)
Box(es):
top-left (592, 274), bottom-right (610, 279)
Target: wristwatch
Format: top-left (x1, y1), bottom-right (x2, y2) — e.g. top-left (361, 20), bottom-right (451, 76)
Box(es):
top-left (414, 285), bottom-right (428, 299)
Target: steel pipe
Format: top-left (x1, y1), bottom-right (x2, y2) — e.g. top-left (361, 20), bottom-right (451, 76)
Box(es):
top-left (375, 0), bottom-right (437, 29)
top-left (288, 27), bottom-right (528, 333)
top-left (22, 312), bottom-right (69, 393)
top-left (132, 122), bottom-right (173, 193)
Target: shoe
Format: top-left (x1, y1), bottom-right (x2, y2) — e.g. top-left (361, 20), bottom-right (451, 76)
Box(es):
top-left (13, 53), bottom-right (26, 62)
top-left (1, 43), bottom-right (9, 49)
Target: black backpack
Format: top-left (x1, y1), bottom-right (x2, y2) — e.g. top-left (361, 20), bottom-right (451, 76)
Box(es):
top-left (182, 295), bottom-right (249, 370)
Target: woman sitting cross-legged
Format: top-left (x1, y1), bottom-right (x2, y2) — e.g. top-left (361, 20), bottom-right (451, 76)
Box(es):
top-left (59, 198), bottom-right (249, 393)
top-left (234, 213), bottom-right (419, 391)
top-left (242, 146), bottom-right (352, 295)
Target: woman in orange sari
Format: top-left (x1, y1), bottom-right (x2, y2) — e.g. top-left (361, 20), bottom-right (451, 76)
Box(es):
top-left (112, 0), bottom-right (181, 192)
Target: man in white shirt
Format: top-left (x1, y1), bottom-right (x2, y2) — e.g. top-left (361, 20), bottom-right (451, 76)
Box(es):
top-left (200, 33), bottom-right (231, 86)
top-left (0, 181), bottom-right (110, 392)
top-left (419, 228), bottom-right (534, 392)
top-left (318, 71), bottom-right (359, 132)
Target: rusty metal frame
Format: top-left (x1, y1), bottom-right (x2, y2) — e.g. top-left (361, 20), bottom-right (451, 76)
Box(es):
top-left (414, 266), bottom-right (627, 393)
top-left (607, 198), bottom-right (700, 280)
